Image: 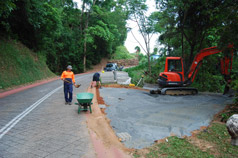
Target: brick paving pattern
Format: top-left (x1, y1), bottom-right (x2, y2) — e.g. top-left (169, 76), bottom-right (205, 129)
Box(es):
top-left (0, 74), bottom-right (95, 158)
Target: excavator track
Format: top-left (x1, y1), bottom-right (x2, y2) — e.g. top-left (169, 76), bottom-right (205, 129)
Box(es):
top-left (161, 87), bottom-right (198, 95)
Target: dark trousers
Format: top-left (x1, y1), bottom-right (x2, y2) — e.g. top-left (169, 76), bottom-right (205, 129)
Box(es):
top-left (64, 78), bottom-right (73, 102)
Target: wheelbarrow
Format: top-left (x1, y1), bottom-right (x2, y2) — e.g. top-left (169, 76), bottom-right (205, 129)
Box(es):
top-left (75, 93), bottom-right (94, 113)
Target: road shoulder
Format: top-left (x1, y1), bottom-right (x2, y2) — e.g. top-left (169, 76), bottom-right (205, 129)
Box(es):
top-left (86, 87), bottom-right (132, 158)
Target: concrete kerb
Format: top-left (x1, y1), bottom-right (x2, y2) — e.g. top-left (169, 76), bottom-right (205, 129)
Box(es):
top-left (86, 86), bottom-right (132, 158)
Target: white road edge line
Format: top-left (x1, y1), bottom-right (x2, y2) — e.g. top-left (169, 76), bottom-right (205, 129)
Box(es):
top-left (0, 86), bottom-right (63, 139)
top-left (0, 90), bottom-right (53, 133)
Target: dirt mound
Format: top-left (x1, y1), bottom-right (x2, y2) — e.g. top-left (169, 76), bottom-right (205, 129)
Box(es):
top-left (108, 59), bottom-right (139, 67)
top-left (87, 58), bottom-right (108, 73)
top-left (103, 84), bottom-right (149, 91)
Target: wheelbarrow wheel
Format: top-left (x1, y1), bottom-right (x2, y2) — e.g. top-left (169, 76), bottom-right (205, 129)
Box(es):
top-left (83, 103), bottom-right (88, 111)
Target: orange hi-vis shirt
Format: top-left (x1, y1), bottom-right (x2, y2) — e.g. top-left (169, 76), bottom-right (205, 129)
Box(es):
top-left (61, 71), bottom-right (75, 83)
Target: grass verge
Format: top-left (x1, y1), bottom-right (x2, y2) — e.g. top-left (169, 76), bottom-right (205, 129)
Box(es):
top-left (0, 38), bottom-right (55, 89)
top-left (133, 122), bottom-right (238, 158)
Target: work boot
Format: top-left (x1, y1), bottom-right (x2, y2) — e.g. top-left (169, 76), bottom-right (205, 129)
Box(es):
top-left (69, 102), bottom-right (72, 105)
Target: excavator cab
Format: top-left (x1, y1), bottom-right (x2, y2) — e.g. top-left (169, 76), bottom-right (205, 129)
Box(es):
top-left (167, 58), bottom-right (183, 72)
top-left (158, 57), bottom-right (185, 87)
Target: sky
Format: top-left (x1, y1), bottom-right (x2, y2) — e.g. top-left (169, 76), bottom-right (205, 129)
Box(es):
top-left (73, 0), bottom-right (160, 54)
top-left (124, 0), bottom-right (159, 54)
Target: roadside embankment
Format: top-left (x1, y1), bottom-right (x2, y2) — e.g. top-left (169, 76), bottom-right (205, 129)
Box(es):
top-left (108, 59), bottom-right (139, 67)
top-left (0, 38), bottom-right (55, 90)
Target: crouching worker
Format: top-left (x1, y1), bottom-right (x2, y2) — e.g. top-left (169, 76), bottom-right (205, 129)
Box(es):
top-left (61, 65), bottom-right (75, 105)
top-left (91, 72), bottom-right (101, 88)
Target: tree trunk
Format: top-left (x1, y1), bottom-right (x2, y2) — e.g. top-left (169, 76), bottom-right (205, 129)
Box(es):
top-left (181, 29), bottom-right (186, 71)
top-left (147, 53), bottom-right (151, 75)
top-left (83, 40), bottom-right (87, 72)
top-left (181, 31), bottom-right (184, 58)
top-left (187, 44), bottom-right (195, 73)
top-left (83, 15), bottom-right (89, 72)
top-left (81, 0), bottom-right (96, 72)
top-left (80, 0), bottom-right (86, 72)
top-left (83, 10), bottom-right (89, 72)
top-left (168, 44), bottom-right (171, 56)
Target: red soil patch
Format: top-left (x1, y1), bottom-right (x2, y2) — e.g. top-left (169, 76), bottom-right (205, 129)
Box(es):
top-left (103, 84), bottom-right (149, 92)
top-left (96, 87), bottom-right (105, 104)
top-left (87, 58), bottom-right (108, 73)
top-left (0, 76), bottom-right (59, 98)
top-left (86, 87), bottom-right (133, 158)
top-left (212, 103), bottom-right (238, 122)
top-left (96, 87), bottom-right (109, 114)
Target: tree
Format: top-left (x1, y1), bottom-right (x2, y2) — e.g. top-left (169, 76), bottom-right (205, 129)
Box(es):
top-left (0, 0), bottom-right (16, 33)
top-left (0, 0), bottom-right (129, 74)
top-left (80, 0), bottom-right (128, 72)
top-left (135, 46), bottom-right (141, 53)
top-left (127, 0), bottom-right (156, 75)
top-left (152, 47), bottom-right (158, 55)
top-left (155, 0), bottom-right (238, 71)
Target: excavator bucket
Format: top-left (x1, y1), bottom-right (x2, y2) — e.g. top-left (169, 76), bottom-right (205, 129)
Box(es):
top-left (223, 76), bottom-right (234, 96)
top-left (221, 46), bottom-right (233, 95)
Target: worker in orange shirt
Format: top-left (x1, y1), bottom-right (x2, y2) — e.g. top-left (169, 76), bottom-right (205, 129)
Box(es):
top-left (61, 65), bottom-right (75, 105)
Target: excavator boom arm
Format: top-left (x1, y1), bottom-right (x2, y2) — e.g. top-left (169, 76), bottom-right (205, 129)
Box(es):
top-left (186, 44), bottom-right (233, 83)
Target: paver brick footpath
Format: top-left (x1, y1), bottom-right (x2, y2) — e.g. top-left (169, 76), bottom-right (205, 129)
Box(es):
top-left (0, 76), bottom-right (96, 158)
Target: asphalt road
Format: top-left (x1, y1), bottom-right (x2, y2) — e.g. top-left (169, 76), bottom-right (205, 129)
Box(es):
top-left (0, 73), bottom-right (95, 158)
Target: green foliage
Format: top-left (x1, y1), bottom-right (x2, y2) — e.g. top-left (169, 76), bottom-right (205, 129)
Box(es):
top-left (231, 56), bottom-right (238, 103)
top-left (86, 1), bottom-right (128, 66)
top-left (133, 152), bottom-right (141, 158)
top-left (220, 103), bottom-right (238, 122)
top-left (134, 123), bottom-right (238, 157)
top-left (148, 56), bottom-right (166, 83)
top-left (221, 113), bottom-right (230, 122)
top-left (198, 123), bottom-right (238, 157)
top-left (154, 137), bottom-right (214, 158)
top-left (192, 55), bottom-right (226, 92)
top-left (0, 0), bottom-right (129, 75)
top-left (155, 0), bottom-right (238, 53)
top-left (124, 53), bottom-right (147, 85)
top-left (232, 80), bottom-right (238, 103)
top-left (0, 0), bottom-right (16, 20)
top-left (135, 46), bottom-right (141, 53)
top-left (125, 64), bottom-right (145, 85)
top-left (0, 38), bottom-right (55, 89)
top-left (125, 55), bottom-right (166, 84)
top-left (111, 46), bottom-right (134, 60)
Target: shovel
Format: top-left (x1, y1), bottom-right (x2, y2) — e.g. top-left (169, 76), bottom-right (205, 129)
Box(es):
top-left (64, 79), bottom-right (81, 88)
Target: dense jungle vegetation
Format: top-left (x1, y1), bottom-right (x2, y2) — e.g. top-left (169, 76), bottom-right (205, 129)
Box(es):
top-left (0, 0), bottom-right (237, 94)
top-left (0, 0), bottom-right (129, 74)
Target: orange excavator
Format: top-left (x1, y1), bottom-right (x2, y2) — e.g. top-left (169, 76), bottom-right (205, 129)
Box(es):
top-left (151, 44), bottom-right (234, 95)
